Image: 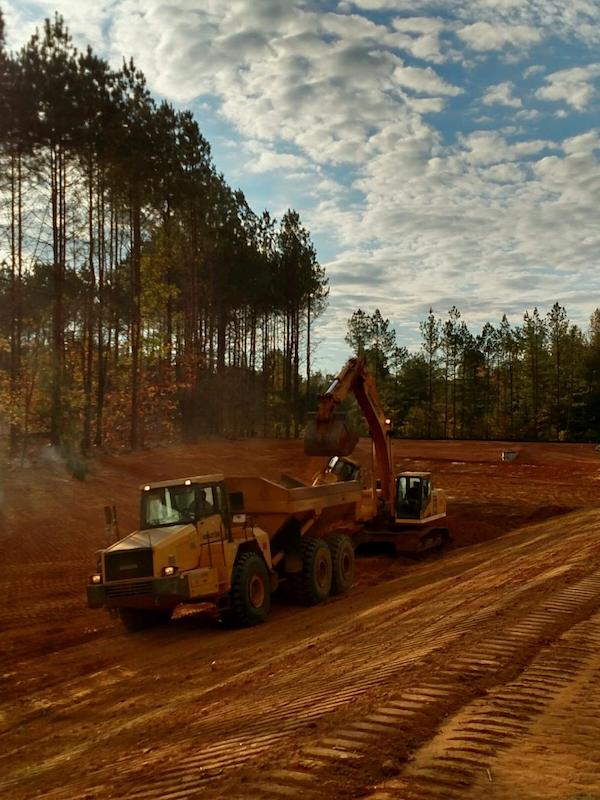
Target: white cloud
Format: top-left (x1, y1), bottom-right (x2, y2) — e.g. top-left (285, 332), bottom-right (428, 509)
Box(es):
top-left (515, 108), bottom-right (541, 121)
top-left (562, 131), bottom-right (600, 155)
top-left (348, 1), bottom-right (600, 48)
top-left (393, 65), bottom-right (462, 96)
top-left (457, 22), bottom-right (541, 52)
top-left (482, 162), bottom-right (525, 183)
top-left (387, 15), bottom-right (449, 62)
top-left (244, 147), bottom-right (308, 175)
top-left (392, 16), bottom-right (446, 35)
top-left (524, 64), bottom-right (545, 78)
top-left (459, 131), bottom-right (552, 165)
top-left (535, 64), bottom-right (600, 111)
top-left (4, 0), bottom-right (600, 365)
top-left (482, 81), bottom-right (522, 108)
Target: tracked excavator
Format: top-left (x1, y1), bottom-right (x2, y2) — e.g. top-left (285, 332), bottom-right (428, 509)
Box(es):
top-left (305, 357), bottom-right (449, 555)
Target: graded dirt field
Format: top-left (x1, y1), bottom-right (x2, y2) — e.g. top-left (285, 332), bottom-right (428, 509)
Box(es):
top-left (1, 438), bottom-right (600, 799)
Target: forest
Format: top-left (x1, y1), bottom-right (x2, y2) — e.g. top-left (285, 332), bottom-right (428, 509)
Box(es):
top-left (0, 12), bottom-right (327, 458)
top-left (1, 11), bottom-right (599, 463)
top-left (346, 306), bottom-right (600, 443)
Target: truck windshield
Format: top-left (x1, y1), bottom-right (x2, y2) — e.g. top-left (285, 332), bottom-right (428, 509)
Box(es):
top-left (142, 485), bottom-right (198, 528)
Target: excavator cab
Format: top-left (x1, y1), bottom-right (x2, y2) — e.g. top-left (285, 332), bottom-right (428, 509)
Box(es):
top-left (395, 473), bottom-right (431, 520)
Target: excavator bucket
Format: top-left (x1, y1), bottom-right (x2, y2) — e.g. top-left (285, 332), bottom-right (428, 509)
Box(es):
top-left (303, 413), bottom-right (359, 457)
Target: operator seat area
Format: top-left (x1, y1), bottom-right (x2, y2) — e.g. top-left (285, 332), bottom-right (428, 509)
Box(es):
top-left (396, 475), bottom-right (423, 519)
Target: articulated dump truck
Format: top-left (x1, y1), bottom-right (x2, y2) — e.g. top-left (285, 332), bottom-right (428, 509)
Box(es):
top-left (87, 474), bottom-right (361, 632)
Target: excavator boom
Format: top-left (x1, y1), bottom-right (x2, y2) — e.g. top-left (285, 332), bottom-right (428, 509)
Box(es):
top-left (304, 357), bottom-right (394, 506)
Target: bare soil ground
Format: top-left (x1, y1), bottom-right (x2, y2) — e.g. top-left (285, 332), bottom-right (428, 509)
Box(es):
top-left (1, 438), bottom-right (600, 799)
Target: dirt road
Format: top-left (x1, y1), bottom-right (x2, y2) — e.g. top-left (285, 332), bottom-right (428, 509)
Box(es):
top-left (1, 439), bottom-right (600, 799)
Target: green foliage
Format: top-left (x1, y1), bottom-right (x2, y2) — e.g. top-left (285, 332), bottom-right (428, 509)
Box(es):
top-left (345, 303), bottom-right (600, 442)
top-left (0, 11), bottom-right (328, 455)
top-left (345, 308), bottom-right (403, 383)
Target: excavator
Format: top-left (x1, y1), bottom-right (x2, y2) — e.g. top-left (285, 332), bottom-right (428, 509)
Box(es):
top-left (305, 357), bottom-right (448, 555)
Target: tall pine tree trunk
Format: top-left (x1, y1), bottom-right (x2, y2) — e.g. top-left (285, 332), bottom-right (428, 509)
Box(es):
top-left (94, 177), bottom-right (107, 447)
top-left (50, 143), bottom-right (66, 447)
top-left (82, 165), bottom-right (95, 453)
top-left (130, 194), bottom-right (142, 449)
top-left (9, 152), bottom-right (23, 456)
top-left (293, 305), bottom-right (300, 438)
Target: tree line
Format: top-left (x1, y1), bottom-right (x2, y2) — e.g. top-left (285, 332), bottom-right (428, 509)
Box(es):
top-left (345, 304), bottom-right (600, 442)
top-left (0, 12), bottom-right (327, 458)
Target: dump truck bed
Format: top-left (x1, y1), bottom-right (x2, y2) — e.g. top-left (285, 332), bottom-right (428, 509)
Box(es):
top-left (224, 475), bottom-right (363, 539)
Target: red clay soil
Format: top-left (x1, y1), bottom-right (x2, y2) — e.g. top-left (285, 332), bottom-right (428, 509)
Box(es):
top-left (1, 438), bottom-right (600, 800)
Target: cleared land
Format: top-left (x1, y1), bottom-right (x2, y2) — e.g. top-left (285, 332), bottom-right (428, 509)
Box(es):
top-left (1, 439), bottom-right (600, 799)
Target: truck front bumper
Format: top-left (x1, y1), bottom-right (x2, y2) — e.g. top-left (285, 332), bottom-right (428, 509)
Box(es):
top-left (86, 568), bottom-right (219, 609)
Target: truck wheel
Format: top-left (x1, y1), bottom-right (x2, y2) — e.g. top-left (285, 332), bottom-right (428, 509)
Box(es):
top-left (119, 608), bottom-right (172, 633)
top-left (229, 552), bottom-right (271, 627)
top-left (289, 537), bottom-right (332, 606)
top-left (326, 534), bottom-right (354, 595)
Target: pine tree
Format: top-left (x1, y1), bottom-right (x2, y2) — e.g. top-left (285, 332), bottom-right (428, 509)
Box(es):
top-left (420, 308), bottom-right (440, 437)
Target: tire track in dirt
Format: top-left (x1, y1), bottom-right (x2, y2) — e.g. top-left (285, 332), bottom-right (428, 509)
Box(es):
top-left (365, 609), bottom-right (600, 799)
top-left (58, 538), bottom-right (600, 800)
top-left (215, 571), bottom-right (600, 800)
top-left (3, 513), bottom-right (600, 800)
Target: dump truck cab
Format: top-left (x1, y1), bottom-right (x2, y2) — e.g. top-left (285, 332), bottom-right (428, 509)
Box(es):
top-left (88, 474), bottom-right (274, 631)
top-left (141, 478), bottom-right (222, 529)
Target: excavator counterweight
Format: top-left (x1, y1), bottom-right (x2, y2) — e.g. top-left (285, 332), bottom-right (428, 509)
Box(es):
top-left (304, 412), bottom-right (358, 457)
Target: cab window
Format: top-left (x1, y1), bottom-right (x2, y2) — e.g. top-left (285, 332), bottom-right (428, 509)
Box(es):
top-left (142, 485), bottom-right (197, 528)
top-left (396, 476), bottom-right (422, 518)
top-left (213, 484), bottom-right (225, 512)
top-left (198, 486), bottom-right (216, 517)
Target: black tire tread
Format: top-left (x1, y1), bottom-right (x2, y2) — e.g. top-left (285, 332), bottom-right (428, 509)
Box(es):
top-left (228, 551), bottom-right (271, 627)
top-left (326, 533), bottom-right (355, 595)
top-left (288, 536), bottom-right (332, 606)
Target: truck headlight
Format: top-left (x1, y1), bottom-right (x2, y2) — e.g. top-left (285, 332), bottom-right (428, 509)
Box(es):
top-left (90, 573), bottom-right (102, 584)
top-left (162, 566), bottom-right (178, 577)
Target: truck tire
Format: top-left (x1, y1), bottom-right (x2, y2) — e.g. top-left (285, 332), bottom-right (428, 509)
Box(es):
top-left (119, 608), bottom-right (172, 633)
top-left (228, 551), bottom-right (271, 627)
top-left (289, 537), bottom-right (332, 606)
top-left (326, 534), bottom-right (354, 595)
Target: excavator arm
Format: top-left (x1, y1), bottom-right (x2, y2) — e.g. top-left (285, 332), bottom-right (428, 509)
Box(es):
top-left (304, 357), bottom-right (394, 506)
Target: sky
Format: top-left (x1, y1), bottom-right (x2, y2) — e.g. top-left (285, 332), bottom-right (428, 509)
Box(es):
top-left (4, 0), bottom-right (600, 371)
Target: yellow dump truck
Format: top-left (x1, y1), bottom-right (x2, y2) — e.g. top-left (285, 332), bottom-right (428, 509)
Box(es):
top-left (87, 473), bottom-right (361, 631)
